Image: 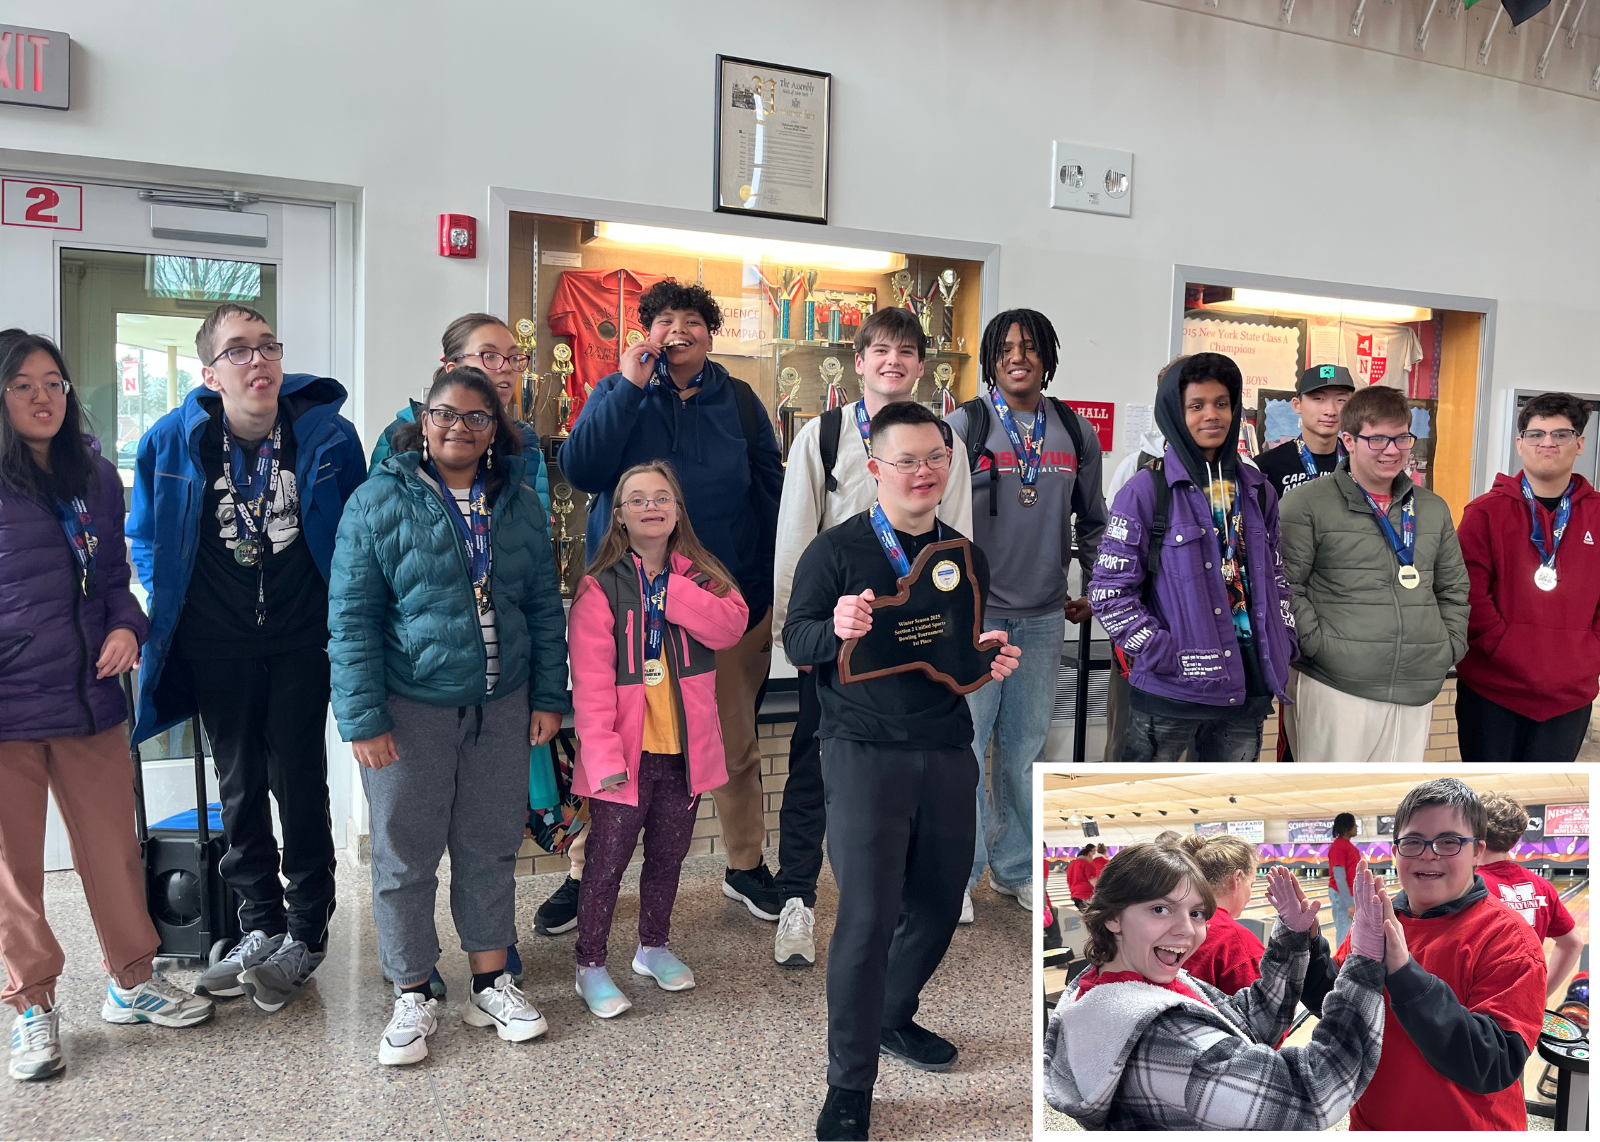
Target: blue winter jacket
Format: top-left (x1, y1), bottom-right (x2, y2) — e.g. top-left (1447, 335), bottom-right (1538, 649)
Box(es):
top-left (127, 374), bottom-right (366, 744)
top-left (368, 404), bottom-right (550, 514)
top-left (558, 360), bottom-right (782, 620)
top-left (327, 451), bottom-right (571, 742)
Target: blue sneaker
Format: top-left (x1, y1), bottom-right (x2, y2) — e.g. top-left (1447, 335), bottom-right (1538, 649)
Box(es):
top-left (101, 972), bottom-right (214, 1027)
top-left (632, 946), bottom-right (696, 992)
top-left (9, 1005), bottom-right (63, 1080)
top-left (575, 965), bottom-right (632, 1019)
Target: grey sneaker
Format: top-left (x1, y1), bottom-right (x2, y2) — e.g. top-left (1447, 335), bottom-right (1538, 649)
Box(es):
top-left (198, 930), bottom-right (283, 998)
top-left (9, 1006), bottom-right (63, 1081)
top-left (774, 897), bottom-right (815, 967)
top-left (239, 936), bottom-right (321, 1013)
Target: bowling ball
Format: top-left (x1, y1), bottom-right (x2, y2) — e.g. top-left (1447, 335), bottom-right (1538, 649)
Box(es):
top-left (1566, 971), bottom-right (1588, 1007)
top-left (1557, 1001), bottom-right (1588, 1032)
top-left (154, 868), bottom-right (202, 925)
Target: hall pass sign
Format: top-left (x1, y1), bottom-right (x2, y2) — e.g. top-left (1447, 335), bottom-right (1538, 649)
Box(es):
top-left (1, 179), bottom-right (83, 230)
top-left (1065, 400), bottom-right (1115, 453)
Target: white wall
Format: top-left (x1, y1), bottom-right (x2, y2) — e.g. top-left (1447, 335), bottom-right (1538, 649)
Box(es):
top-left (5, 0), bottom-right (1597, 467)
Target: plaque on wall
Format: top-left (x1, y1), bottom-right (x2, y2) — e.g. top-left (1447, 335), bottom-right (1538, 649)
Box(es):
top-left (715, 54), bottom-right (831, 225)
top-left (838, 539), bottom-right (1001, 695)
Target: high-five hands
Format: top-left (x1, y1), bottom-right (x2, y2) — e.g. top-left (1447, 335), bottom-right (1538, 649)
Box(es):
top-left (1265, 865), bottom-right (1323, 932)
top-left (1347, 861), bottom-right (1387, 962)
top-left (1374, 871), bottom-right (1411, 973)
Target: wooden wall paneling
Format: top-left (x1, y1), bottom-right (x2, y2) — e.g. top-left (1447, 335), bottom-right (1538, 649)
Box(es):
top-left (1433, 310), bottom-right (1483, 519)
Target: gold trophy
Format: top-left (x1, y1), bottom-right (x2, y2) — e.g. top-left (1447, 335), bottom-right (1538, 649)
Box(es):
top-left (890, 269), bottom-right (914, 311)
top-left (821, 356), bottom-right (850, 412)
top-left (552, 343), bottom-right (576, 438)
top-left (776, 365), bottom-right (802, 454)
top-left (936, 269), bottom-right (961, 353)
top-left (933, 361), bottom-right (957, 419)
top-left (552, 483), bottom-right (578, 598)
top-left (513, 318), bottom-right (538, 422)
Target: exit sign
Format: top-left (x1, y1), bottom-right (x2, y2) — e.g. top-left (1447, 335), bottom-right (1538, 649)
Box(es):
top-left (0, 26), bottom-right (69, 110)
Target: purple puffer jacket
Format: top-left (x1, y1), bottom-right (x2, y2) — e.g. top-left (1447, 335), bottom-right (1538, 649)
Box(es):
top-left (0, 440), bottom-right (149, 742)
top-left (1090, 446), bottom-right (1297, 708)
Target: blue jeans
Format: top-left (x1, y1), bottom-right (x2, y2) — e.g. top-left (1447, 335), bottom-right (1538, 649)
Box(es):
top-left (967, 611), bottom-right (1064, 893)
top-left (1328, 881), bottom-right (1355, 953)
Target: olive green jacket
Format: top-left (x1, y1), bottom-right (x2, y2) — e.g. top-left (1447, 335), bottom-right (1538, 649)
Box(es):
top-left (1279, 464), bottom-right (1469, 707)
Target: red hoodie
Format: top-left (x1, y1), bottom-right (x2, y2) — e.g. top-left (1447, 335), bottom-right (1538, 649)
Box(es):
top-left (1066, 857), bottom-right (1095, 900)
top-left (1456, 472), bottom-right (1600, 720)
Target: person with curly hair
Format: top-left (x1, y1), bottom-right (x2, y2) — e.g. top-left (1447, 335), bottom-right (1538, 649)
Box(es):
top-left (560, 280), bottom-right (785, 921)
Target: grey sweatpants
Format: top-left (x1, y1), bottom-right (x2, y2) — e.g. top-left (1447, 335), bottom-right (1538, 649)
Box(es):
top-left (362, 685), bottom-right (530, 985)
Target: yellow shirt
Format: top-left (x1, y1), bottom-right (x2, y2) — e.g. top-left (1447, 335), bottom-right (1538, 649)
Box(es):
top-left (641, 650), bottom-right (682, 755)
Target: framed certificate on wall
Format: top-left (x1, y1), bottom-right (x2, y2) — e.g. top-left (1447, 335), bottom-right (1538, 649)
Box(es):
top-left (714, 54), bottom-right (831, 225)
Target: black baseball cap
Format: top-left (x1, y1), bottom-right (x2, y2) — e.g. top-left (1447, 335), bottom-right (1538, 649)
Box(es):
top-left (1296, 363), bottom-right (1356, 396)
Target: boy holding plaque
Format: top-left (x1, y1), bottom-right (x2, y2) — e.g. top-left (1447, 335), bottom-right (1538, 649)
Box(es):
top-left (770, 307), bottom-right (972, 968)
top-left (129, 303), bottom-right (365, 1010)
top-left (783, 401), bottom-right (1019, 1142)
top-left (1278, 385), bottom-right (1469, 763)
top-left (1455, 391), bottom-right (1600, 762)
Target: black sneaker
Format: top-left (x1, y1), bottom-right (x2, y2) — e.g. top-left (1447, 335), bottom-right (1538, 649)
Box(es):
top-left (880, 1021), bottom-right (958, 1072)
top-left (535, 876), bottom-right (581, 936)
top-left (816, 1085), bottom-right (870, 1141)
top-left (723, 863), bottom-right (783, 921)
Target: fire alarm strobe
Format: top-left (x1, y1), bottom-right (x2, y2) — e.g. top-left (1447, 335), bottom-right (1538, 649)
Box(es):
top-left (439, 214), bottom-right (476, 258)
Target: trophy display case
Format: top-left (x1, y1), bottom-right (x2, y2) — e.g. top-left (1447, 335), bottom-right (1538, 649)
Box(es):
top-left (507, 211), bottom-right (988, 592)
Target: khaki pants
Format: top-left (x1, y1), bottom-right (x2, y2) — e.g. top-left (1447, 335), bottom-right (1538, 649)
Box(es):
top-left (1292, 671), bottom-right (1432, 764)
top-left (0, 726), bottom-right (160, 1011)
top-left (709, 607), bottom-right (773, 870)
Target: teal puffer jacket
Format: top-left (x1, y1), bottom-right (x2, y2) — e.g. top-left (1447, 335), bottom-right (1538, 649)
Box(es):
top-left (328, 450), bottom-right (571, 741)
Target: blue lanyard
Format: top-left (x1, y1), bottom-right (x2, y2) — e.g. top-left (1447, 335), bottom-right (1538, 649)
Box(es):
top-left (853, 401), bottom-right (873, 458)
top-left (221, 415), bottom-right (281, 543)
top-left (989, 389), bottom-right (1045, 488)
top-left (651, 350), bottom-right (703, 394)
top-left (427, 462), bottom-right (493, 613)
top-left (53, 495), bottom-right (98, 597)
top-left (637, 559), bottom-right (669, 661)
top-left (1521, 474), bottom-right (1574, 570)
top-left (1360, 486), bottom-right (1416, 568)
top-left (868, 502), bottom-right (913, 578)
top-left (1295, 436), bottom-right (1346, 479)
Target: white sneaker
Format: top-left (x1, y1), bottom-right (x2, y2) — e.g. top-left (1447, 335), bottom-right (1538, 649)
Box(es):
top-left (959, 890), bottom-right (975, 925)
top-left (101, 972), bottom-right (214, 1028)
top-left (775, 897), bottom-right (816, 967)
top-left (9, 1005), bottom-right (63, 1081)
top-left (463, 974), bottom-right (548, 1042)
top-left (992, 879), bottom-right (1033, 912)
top-left (378, 992), bottom-right (438, 1066)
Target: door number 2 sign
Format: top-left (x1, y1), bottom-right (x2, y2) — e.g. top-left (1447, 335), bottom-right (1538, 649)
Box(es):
top-left (1, 180), bottom-right (83, 230)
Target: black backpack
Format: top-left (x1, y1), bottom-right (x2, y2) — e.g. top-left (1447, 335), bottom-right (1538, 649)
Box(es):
top-left (956, 395), bottom-right (1088, 517)
top-left (817, 403), bottom-right (953, 493)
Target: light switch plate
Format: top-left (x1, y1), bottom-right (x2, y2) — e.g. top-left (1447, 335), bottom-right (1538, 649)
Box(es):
top-left (1050, 141), bottom-right (1133, 217)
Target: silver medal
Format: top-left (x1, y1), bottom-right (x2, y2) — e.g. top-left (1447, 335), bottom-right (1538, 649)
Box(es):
top-left (1535, 564), bottom-right (1558, 592)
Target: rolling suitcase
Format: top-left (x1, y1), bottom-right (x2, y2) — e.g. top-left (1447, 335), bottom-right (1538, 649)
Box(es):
top-left (123, 675), bottom-right (239, 966)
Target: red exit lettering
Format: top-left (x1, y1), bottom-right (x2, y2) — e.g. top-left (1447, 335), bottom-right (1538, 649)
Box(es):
top-left (0, 33), bottom-right (50, 92)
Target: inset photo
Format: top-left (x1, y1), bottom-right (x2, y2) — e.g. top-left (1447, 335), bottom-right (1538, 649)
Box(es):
top-left (1038, 769), bottom-right (1589, 1133)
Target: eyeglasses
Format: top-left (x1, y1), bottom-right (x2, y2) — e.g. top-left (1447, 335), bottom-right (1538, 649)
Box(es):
top-left (452, 351), bottom-right (531, 372)
top-left (425, 408), bottom-right (495, 431)
top-left (883, 450), bottom-right (952, 475)
top-left (1520, 428), bottom-right (1580, 444)
top-left (1352, 431), bottom-right (1417, 452)
top-left (621, 494), bottom-right (676, 512)
top-left (4, 379), bottom-right (70, 398)
top-left (1395, 835), bottom-right (1476, 858)
top-left (209, 342), bottom-right (284, 367)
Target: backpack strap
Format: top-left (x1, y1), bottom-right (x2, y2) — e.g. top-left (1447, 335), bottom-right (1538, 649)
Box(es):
top-left (957, 396), bottom-right (1000, 517)
top-left (819, 406), bottom-right (844, 493)
top-left (731, 377), bottom-right (762, 471)
top-left (1047, 397), bottom-right (1087, 472)
top-left (1143, 458), bottom-right (1170, 609)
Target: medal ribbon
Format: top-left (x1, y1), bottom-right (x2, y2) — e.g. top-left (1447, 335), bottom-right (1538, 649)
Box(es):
top-left (650, 349), bottom-right (703, 394)
top-left (1520, 474), bottom-right (1574, 573)
top-left (53, 495), bottom-right (99, 597)
top-left (1207, 477), bottom-right (1252, 639)
top-left (1296, 436), bottom-right (1347, 479)
top-left (427, 461), bottom-right (493, 614)
top-left (1360, 486), bottom-right (1417, 569)
top-left (868, 502), bottom-right (913, 578)
top-left (221, 415), bottom-right (281, 547)
top-left (989, 389), bottom-right (1044, 490)
top-left (853, 401), bottom-right (873, 458)
top-left (637, 557), bottom-right (669, 662)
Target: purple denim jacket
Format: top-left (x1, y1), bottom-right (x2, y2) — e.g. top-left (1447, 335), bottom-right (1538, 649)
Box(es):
top-left (1090, 446), bottom-right (1297, 708)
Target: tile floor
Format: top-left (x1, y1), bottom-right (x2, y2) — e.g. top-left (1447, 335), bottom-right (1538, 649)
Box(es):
top-left (1, 850), bottom-right (1029, 1141)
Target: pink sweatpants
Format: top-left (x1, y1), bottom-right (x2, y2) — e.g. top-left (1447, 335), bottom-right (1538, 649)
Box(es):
top-left (0, 725), bottom-right (159, 1011)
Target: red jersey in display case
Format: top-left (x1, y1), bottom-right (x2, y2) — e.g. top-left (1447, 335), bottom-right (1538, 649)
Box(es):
top-left (547, 267), bottom-right (669, 423)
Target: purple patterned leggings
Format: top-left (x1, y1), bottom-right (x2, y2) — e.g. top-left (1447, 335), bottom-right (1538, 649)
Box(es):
top-left (575, 751), bottom-right (700, 967)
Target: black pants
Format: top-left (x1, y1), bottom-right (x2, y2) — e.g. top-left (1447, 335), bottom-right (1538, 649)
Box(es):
top-left (773, 670), bottom-right (824, 907)
top-left (1456, 681), bottom-right (1591, 764)
top-left (821, 737), bottom-right (976, 1092)
top-left (183, 648), bottom-right (337, 951)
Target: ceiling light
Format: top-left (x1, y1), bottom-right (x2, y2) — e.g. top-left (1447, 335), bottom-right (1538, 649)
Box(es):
top-left (1190, 808), bottom-right (1199, 814)
top-left (1211, 288), bottom-right (1431, 324)
top-left (1158, 810), bottom-right (1168, 816)
top-left (1132, 812), bottom-right (1142, 818)
top-left (589, 221), bottom-right (901, 272)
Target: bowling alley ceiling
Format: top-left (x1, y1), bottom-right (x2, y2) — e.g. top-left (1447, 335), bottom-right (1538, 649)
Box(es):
top-left (1041, 770), bottom-right (1588, 823)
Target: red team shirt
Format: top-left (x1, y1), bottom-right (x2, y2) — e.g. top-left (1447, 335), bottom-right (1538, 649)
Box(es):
top-left (1327, 836), bottom-right (1361, 890)
top-left (1181, 906), bottom-right (1264, 996)
top-left (1476, 859), bottom-right (1575, 941)
top-left (1333, 894), bottom-right (1546, 1131)
top-left (546, 267), bottom-right (669, 423)
top-left (1065, 857), bottom-right (1095, 900)
top-left (1091, 855), bottom-right (1109, 876)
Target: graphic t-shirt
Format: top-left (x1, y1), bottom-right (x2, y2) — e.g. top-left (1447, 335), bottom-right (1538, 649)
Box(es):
top-left (1308, 322), bottom-right (1423, 391)
top-left (1207, 475), bottom-right (1268, 699)
top-left (171, 404), bottom-right (326, 659)
top-left (546, 267), bottom-right (669, 423)
top-left (1256, 438), bottom-right (1340, 503)
top-left (641, 651), bottom-right (682, 755)
top-left (1476, 859), bottom-right (1575, 942)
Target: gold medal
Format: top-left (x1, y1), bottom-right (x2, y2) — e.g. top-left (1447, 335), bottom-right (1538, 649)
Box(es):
top-left (1019, 485), bottom-right (1039, 507)
top-left (1397, 565), bottom-right (1420, 590)
top-left (643, 659), bottom-right (666, 686)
